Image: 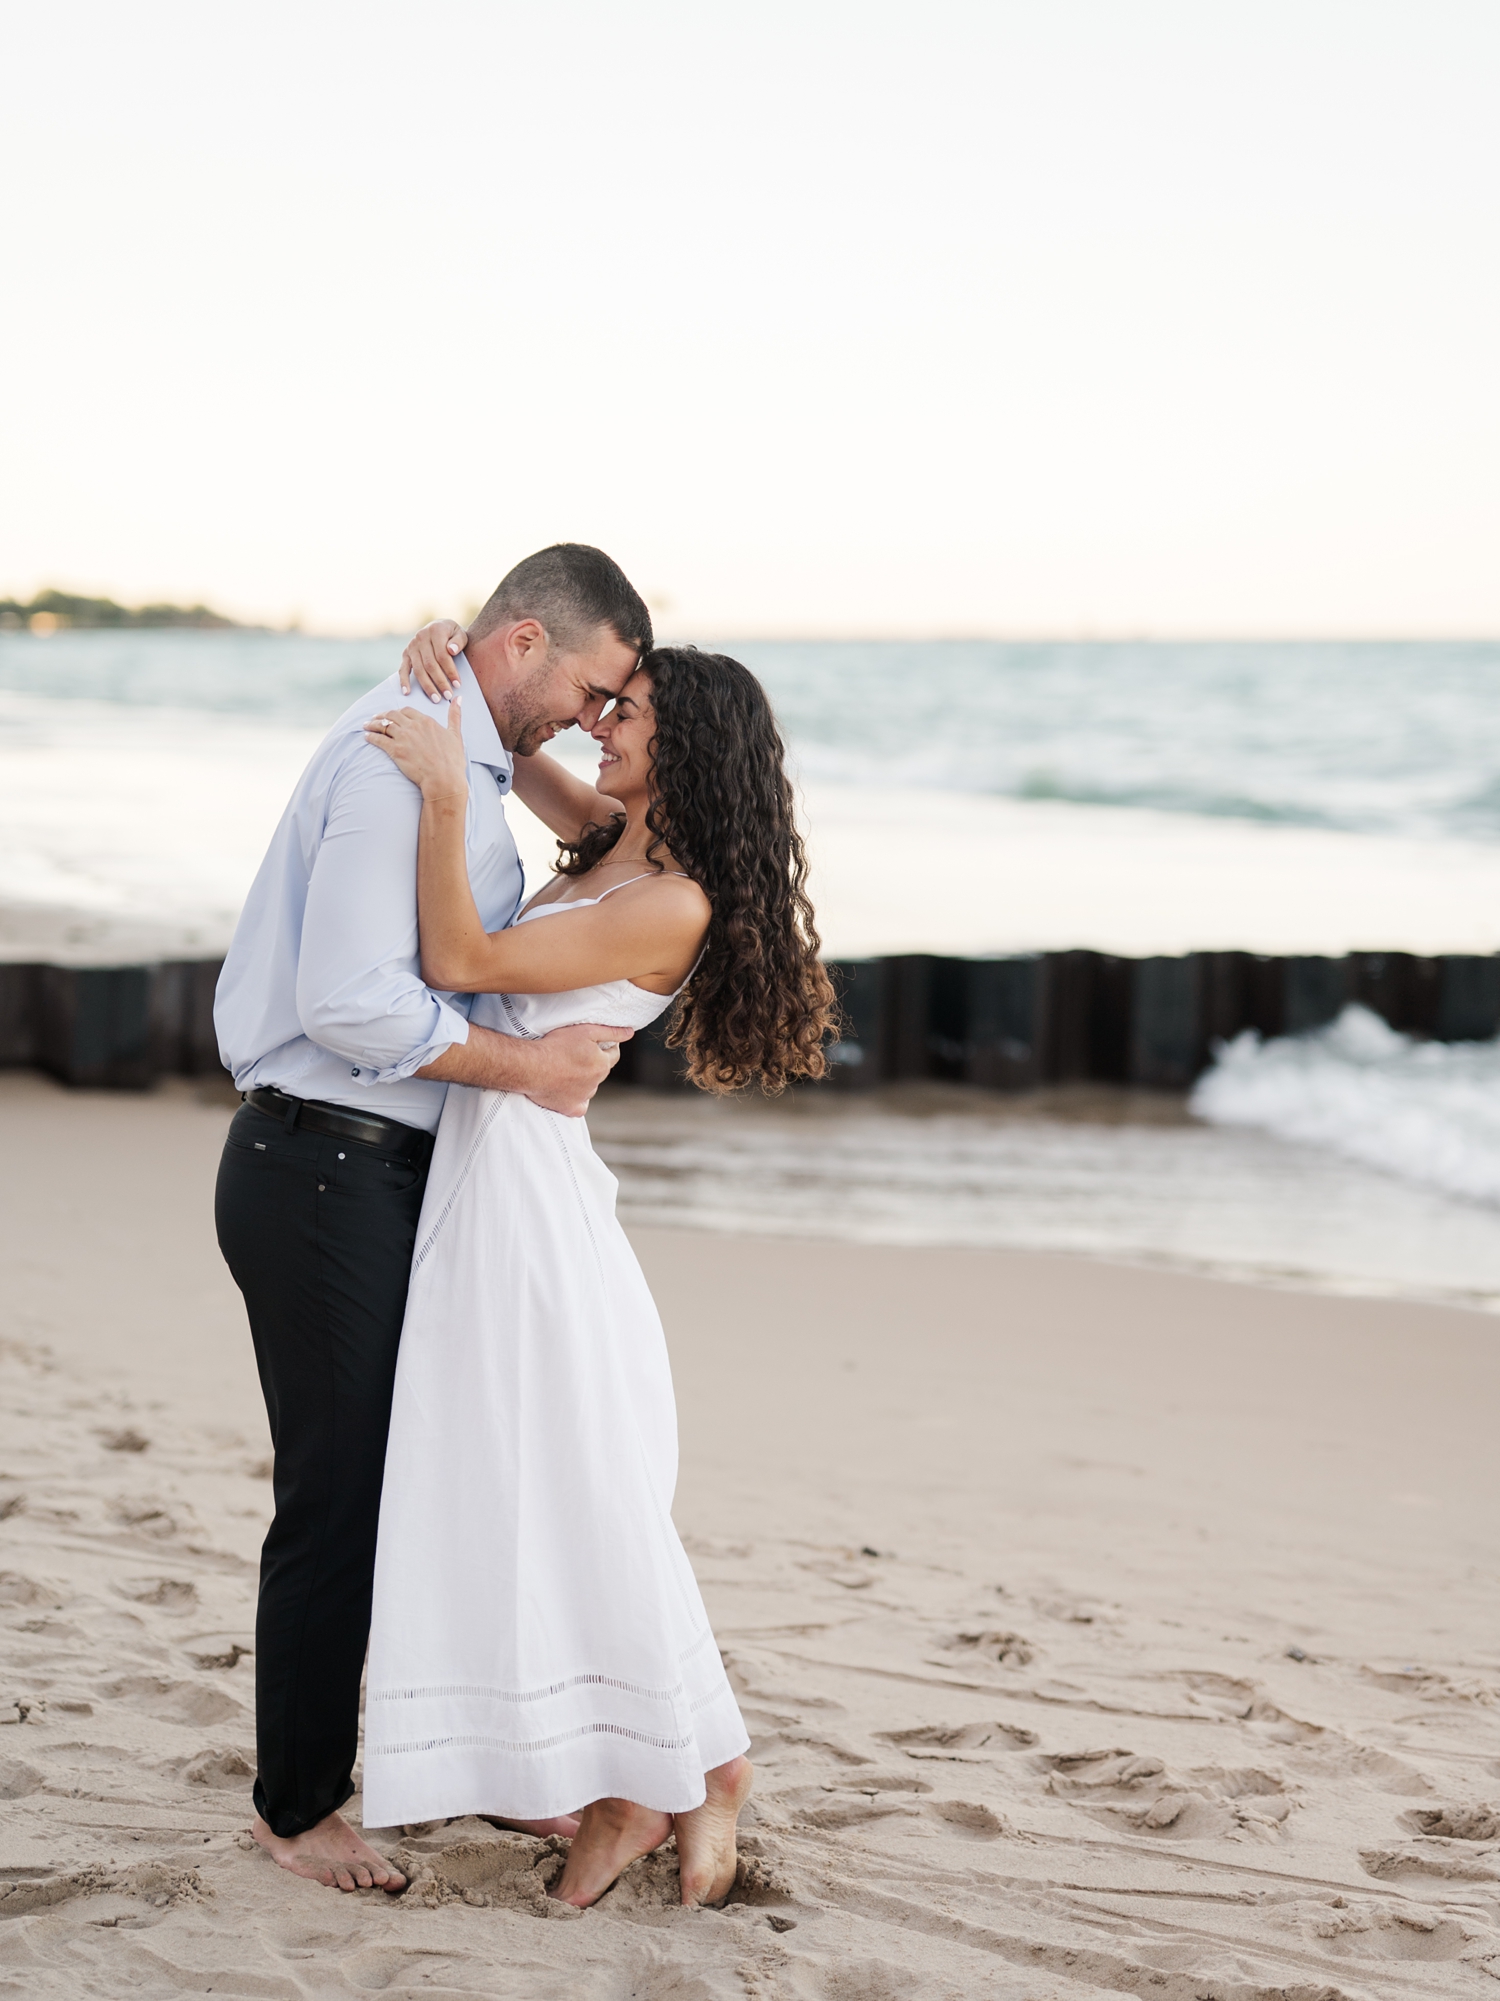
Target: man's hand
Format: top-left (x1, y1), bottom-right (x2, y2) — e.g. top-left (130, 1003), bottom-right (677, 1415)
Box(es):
top-left (400, 621), bottom-right (469, 702)
top-left (523, 1023), bottom-right (632, 1117)
top-left (418, 1020), bottom-right (631, 1117)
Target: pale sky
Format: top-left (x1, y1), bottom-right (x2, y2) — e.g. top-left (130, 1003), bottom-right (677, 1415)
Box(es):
top-left (4, 1), bottom-right (1497, 637)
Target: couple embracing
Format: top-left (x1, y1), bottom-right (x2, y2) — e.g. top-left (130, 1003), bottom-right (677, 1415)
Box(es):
top-left (214, 544), bottom-right (833, 1906)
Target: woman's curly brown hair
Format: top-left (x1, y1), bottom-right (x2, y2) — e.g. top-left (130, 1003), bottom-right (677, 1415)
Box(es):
top-left (557, 646), bottom-right (836, 1093)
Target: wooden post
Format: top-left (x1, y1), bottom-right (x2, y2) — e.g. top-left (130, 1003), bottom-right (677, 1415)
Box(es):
top-left (1040, 952), bottom-right (1132, 1083)
top-left (963, 958), bottom-right (1043, 1090)
top-left (1202, 953), bottom-right (1284, 1046)
top-left (1129, 957), bottom-right (1205, 1087)
top-left (182, 959), bottom-right (227, 1074)
top-left (1352, 953), bottom-right (1440, 1036)
top-left (884, 955), bottom-right (936, 1079)
top-left (1435, 956), bottom-right (1500, 1041)
top-left (1282, 957), bottom-right (1353, 1035)
top-left (820, 959), bottom-right (887, 1089)
top-left (623, 1009), bottom-right (690, 1090)
top-left (0, 964), bottom-right (40, 1067)
top-left (36, 965), bottom-right (158, 1088)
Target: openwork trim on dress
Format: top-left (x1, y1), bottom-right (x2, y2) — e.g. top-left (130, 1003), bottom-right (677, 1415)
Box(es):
top-left (677, 1624), bottom-right (718, 1669)
top-left (372, 1720), bottom-right (697, 1758)
top-left (410, 1092), bottom-right (507, 1272)
top-left (370, 1625), bottom-right (721, 1711)
top-left (370, 1668), bottom-right (686, 1707)
top-left (497, 991), bottom-right (541, 1040)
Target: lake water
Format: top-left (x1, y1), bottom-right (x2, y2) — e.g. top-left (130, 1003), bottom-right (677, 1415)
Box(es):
top-left (6, 629), bottom-right (1500, 839)
top-left (6, 628), bottom-right (1500, 1301)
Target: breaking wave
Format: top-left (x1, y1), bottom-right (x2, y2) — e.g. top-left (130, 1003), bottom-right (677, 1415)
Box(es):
top-left (1191, 1004), bottom-right (1500, 1206)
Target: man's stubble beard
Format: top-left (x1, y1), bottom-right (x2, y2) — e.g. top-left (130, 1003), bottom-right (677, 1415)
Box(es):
top-left (512, 716), bottom-right (567, 758)
top-left (500, 662), bottom-right (570, 759)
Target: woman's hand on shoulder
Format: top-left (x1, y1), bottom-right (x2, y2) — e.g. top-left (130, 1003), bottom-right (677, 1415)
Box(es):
top-left (365, 696), bottom-right (469, 804)
top-left (399, 620), bottom-right (469, 703)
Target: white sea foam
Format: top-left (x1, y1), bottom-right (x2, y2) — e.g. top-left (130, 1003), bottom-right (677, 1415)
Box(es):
top-left (1192, 1005), bottom-right (1500, 1207)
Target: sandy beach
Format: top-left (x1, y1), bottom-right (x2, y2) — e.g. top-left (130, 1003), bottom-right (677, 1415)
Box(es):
top-left (2, 1068), bottom-right (1498, 1998)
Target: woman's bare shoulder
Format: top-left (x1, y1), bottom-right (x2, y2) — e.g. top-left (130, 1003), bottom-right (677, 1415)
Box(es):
top-left (607, 870), bottom-right (711, 933)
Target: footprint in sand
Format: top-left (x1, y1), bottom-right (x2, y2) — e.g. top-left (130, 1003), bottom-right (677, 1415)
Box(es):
top-left (99, 1674), bottom-right (244, 1728)
top-left (799, 1791), bottom-right (922, 1831)
top-left (748, 1725), bottom-right (874, 1768)
top-left (1361, 1844), bottom-right (1500, 1885)
top-left (876, 1720), bottom-right (1039, 1759)
top-left (1364, 1662), bottom-right (1500, 1705)
top-left (98, 1428), bottom-right (150, 1454)
top-left (0, 1755), bottom-right (46, 1799)
top-left (177, 1746), bottom-right (255, 1790)
top-left (0, 1570), bottom-right (54, 1607)
top-left (392, 1818), bottom-right (796, 1922)
top-left (113, 1577), bottom-right (198, 1611)
top-left (393, 1819), bottom-right (574, 1916)
top-left (184, 1639), bottom-right (252, 1670)
top-left (927, 1799), bottom-right (1011, 1838)
top-left (1040, 1749), bottom-right (1297, 1840)
top-left (107, 1496), bottom-right (187, 1540)
top-left (1405, 1802), bottom-right (1500, 1840)
top-left (1299, 1896), bottom-right (1490, 1962)
top-left (1301, 1734), bottom-right (1432, 1793)
top-left (942, 1629), bottom-right (1034, 1667)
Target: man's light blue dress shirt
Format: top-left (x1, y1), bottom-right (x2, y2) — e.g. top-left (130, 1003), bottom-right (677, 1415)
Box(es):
top-left (215, 655), bottom-right (524, 1133)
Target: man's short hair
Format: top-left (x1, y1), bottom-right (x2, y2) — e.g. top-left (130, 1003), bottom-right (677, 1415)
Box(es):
top-left (469, 544), bottom-right (653, 659)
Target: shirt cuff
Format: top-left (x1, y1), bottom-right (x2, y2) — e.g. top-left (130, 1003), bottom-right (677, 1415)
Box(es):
top-left (360, 997), bottom-right (472, 1084)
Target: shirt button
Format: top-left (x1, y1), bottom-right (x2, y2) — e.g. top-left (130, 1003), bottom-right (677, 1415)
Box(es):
top-left (337, 1152), bottom-right (345, 1160)
top-left (351, 1067), bottom-right (361, 1077)
top-left (317, 1183), bottom-right (326, 1192)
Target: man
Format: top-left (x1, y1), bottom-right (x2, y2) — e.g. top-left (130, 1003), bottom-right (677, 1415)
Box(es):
top-left (214, 543), bottom-right (651, 1892)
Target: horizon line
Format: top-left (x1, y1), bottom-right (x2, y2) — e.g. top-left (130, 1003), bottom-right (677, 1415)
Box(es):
top-left (6, 613), bottom-right (1500, 648)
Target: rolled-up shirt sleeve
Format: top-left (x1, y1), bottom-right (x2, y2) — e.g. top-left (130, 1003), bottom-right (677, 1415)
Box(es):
top-left (294, 742), bottom-right (471, 1082)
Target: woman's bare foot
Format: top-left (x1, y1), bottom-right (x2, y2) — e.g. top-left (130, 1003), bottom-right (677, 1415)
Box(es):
top-left (550, 1797), bottom-right (672, 1908)
top-left (251, 1810), bottom-right (407, 1893)
top-left (674, 1756), bottom-right (753, 1907)
top-left (487, 1813), bottom-right (581, 1839)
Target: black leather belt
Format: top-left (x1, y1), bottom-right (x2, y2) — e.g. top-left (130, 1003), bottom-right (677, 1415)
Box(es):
top-left (245, 1086), bottom-right (434, 1164)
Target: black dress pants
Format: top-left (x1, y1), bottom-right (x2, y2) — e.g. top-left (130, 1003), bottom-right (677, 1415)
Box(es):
top-left (214, 1101), bottom-right (432, 1837)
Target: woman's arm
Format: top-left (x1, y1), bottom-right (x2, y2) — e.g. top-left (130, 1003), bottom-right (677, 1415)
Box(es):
top-left (510, 751), bottom-right (624, 846)
top-left (365, 702), bottom-right (708, 995)
top-left (398, 618), bottom-right (623, 843)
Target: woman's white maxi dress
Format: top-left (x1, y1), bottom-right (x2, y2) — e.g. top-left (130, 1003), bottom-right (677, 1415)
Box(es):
top-left (361, 890), bottom-right (748, 1827)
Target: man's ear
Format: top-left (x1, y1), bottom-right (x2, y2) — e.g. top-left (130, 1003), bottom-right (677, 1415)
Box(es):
top-left (507, 618), bottom-right (547, 663)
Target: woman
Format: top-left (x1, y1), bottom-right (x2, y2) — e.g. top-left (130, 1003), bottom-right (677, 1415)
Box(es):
top-left (360, 631), bottom-right (834, 1908)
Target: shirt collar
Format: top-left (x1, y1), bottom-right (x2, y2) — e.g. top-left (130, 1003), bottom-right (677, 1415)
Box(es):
top-left (450, 653), bottom-right (514, 789)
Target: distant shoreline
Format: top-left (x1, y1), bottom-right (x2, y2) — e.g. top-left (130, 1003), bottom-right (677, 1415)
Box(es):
top-left (3, 608), bottom-right (1498, 645)
top-left (0, 588), bottom-right (245, 634)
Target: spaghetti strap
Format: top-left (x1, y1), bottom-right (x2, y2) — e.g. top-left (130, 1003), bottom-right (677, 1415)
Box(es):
top-left (516, 869), bottom-right (693, 923)
top-left (592, 870), bottom-right (689, 900)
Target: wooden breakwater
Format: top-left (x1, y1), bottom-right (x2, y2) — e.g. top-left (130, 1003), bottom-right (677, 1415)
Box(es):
top-left (0, 962), bottom-right (224, 1089)
top-left (5, 950), bottom-right (1500, 1093)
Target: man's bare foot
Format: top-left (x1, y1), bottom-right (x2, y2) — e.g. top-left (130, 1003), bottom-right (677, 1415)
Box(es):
top-left (550, 1797), bottom-right (672, 1908)
top-left (487, 1813), bottom-right (581, 1839)
top-left (251, 1810), bottom-right (407, 1894)
top-left (674, 1756), bottom-right (753, 1907)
